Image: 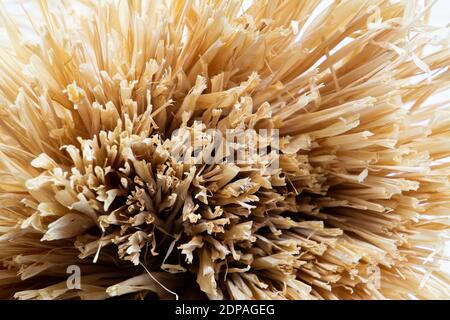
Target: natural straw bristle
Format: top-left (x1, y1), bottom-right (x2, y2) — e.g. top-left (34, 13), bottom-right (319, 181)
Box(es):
top-left (0, 0), bottom-right (449, 300)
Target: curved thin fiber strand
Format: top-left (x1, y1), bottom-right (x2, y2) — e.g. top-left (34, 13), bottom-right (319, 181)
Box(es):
top-left (0, 0), bottom-right (449, 300)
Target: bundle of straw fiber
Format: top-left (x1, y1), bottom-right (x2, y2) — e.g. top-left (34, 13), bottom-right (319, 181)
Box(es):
top-left (0, 0), bottom-right (449, 300)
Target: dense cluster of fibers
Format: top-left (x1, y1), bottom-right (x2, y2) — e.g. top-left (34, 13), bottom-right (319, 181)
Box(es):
top-left (0, 0), bottom-right (449, 299)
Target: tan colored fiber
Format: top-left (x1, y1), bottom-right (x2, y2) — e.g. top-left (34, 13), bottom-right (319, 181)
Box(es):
top-left (0, 0), bottom-right (449, 300)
